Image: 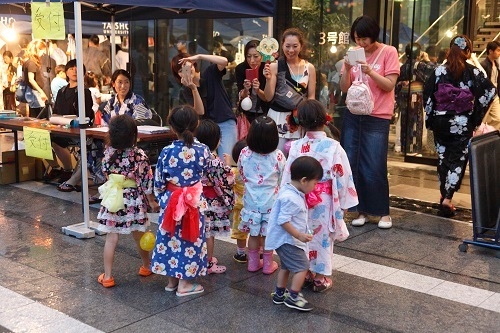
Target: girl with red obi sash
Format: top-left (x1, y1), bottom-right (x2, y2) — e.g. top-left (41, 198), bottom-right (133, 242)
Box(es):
top-left (282, 100), bottom-right (359, 292)
top-left (151, 106), bottom-right (212, 297)
top-left (195, 119), bottom-right (235, 274)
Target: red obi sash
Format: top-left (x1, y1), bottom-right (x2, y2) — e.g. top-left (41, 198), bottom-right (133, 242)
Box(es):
top-left (161, 182), bottom-right (203, 242)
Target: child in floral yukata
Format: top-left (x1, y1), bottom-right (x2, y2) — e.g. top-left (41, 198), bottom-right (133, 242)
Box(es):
top-left (282, 100), bottom-right (358, 292)
top-left (96, 115), bottom-right (159, 288)
top-left (151, 106), bottom-right (211, 297)
top-left (238, 116), bottom-right (286, 274)
top-left (196, 119), bottom-right (235, 274)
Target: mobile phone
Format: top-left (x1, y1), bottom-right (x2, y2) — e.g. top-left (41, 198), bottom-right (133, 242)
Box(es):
top-left (245, 68), bottom-right (258, 81)
top-left (181, 62), bottom-right (192, 78)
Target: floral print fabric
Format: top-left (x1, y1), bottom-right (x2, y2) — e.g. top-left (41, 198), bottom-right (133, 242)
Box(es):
top-left (282, 131), bottom-right (358, 275)
top-left (97, 146), bottom-right (153, 234)
top-left (151, 140), bottom-right (211, 279)
top-left (423, 63), bottom-right (496, 199)
top-left (200, 153), bottom-right (235, 238)
top-left (238, 147), bottom-right (286, 236)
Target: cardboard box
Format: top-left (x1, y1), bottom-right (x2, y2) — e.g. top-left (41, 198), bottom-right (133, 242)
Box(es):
top-left (0, 150), bottom-right (36, 184)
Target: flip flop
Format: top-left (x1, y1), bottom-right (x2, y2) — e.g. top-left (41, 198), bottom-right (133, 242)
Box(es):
top-left (89, 195), bottom-right (102, 204)
top-left (164, 284), bottom-right (178, 292)
top-left (57, 182), bottom-right (82, 192)
top-left (176, 283), bottom-right (204, 297)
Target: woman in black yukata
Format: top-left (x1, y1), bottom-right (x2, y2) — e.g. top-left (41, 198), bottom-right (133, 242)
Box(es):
top-left (423, 35), bottom-right (496, 217)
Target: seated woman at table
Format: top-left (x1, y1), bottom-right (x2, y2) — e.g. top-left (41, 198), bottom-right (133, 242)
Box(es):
top-left (100, 69), bottom-right (154, 125)
top-left (44, 59), bottom-right (94, 184)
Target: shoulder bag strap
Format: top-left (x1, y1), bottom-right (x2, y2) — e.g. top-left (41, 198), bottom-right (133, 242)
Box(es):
top-left (372, 45), bottom-right (387, 67)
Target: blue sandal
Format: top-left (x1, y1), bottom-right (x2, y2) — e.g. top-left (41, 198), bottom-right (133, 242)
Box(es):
top-left (176, 283), bottom-right (204, 297)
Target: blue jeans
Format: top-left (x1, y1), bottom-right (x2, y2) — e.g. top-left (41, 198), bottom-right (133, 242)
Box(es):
top-left (340, 112), bottom-right (390, 216)
top-left (217, 119), bottom-right (237, 158)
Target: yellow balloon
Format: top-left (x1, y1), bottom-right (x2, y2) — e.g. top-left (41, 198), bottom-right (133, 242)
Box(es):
top-left (140, 231), bottom-right (156, 251)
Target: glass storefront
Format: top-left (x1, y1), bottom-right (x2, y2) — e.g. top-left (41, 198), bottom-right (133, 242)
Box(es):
top-left (288, 0), bottom-right (474, 165)
top-left (2, 0), bottom-right (491, 167)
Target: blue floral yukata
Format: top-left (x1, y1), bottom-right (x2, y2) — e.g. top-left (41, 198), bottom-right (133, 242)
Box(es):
top-left (151, 139), bottom-right (211, 279)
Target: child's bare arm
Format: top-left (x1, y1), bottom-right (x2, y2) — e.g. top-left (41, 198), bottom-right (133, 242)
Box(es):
top-left (281, 222), bottom-right (313, 243)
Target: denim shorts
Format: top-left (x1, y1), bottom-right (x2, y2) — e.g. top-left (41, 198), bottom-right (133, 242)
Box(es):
top-left (275, 243), bottom-right (309, 273)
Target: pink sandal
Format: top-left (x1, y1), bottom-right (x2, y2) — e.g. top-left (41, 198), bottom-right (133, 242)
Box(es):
top-left (208, 261), bottom-right (226, 274)
top-left (312, 276), bottom-right (333, 292)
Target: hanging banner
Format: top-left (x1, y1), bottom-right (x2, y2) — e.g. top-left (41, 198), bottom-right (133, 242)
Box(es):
top-left (23, 127), bottom-right (53, 160)
top-left (31, 2), bottom-right (65, 40)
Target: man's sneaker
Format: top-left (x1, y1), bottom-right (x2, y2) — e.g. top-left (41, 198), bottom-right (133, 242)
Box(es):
top-left (284, 293), bottom-right (313, 312)
top-left (233, 253), bottom-right (247, 263)
top-left (271, 289), bottom-right (289, 305)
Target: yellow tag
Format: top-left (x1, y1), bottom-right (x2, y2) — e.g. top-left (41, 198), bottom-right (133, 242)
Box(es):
top-left (31, 2), bottom-right (65, 40)
top-left (23, 127), bottom-right (53, 160)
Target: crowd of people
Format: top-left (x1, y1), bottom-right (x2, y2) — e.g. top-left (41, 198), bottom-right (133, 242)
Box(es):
top-left (3, 15), bottom-right (498, 313)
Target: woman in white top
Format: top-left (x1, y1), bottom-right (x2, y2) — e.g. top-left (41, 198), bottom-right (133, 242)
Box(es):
top-left (263, 28), bottom-right (316, 152)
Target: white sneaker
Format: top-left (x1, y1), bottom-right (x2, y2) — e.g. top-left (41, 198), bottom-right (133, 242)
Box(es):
top-left (378, 216), bottom-right (392, 229)
top-left (351, 216), bottom-right (368, 227)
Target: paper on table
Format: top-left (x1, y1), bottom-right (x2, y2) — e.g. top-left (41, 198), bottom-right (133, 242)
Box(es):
top-left (49, 116), bottom-right (90, 126)
top-left (137, 125), bottom-right (170, 134)
top-left (49, 116), bottom-right (76, 126)
top-left (86, 127), bottom-right (109, 133)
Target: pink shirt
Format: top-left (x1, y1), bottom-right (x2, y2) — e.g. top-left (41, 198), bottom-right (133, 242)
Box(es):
top-left (344, 44), bottom-right (400, 120)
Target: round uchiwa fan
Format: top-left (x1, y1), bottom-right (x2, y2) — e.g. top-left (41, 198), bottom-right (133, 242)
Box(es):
top-left (257, 37), bottom-right (279, 63)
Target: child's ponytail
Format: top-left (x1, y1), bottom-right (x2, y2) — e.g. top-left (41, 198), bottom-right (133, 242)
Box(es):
top-left (325, 121), bottom-right (340, 141)
top-left (167, 105), bottom-right (200, 147)
top-left (181, 129), bottom-right (194, 146)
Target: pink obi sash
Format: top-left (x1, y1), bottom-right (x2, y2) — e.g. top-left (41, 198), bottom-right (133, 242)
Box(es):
top-left (305, 180), bottom-right (333, 208)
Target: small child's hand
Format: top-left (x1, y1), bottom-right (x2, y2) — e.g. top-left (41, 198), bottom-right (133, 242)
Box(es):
top-left (223, 153), bottom-right (234, 166)
top-left (297, 233), bottom-right (313, 243)
top-left (149, 201), bottom-right (160, 213)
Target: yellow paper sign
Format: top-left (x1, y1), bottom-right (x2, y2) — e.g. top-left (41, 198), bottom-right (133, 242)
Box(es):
top-left (31, 2), bottom-right (65, 40)
top-left (23, 127), bottom-right (53, 160)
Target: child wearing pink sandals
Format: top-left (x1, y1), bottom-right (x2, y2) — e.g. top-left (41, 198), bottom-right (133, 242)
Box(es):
top-left (282, 100), bottom-right (358, 292)
top-left (196, 119), bottom-right (235, 274)
top-left (238, 116), bottom-right (286, 274)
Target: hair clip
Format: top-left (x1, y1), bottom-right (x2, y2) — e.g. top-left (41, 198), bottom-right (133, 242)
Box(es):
top-left (453, 37), bottom-right (467, 50)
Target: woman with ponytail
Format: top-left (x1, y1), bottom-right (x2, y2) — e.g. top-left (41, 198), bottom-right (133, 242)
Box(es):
top-left (423, 35), bottom-right (496, 217)
top-left (151, 105), bottom-right (212, 296)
